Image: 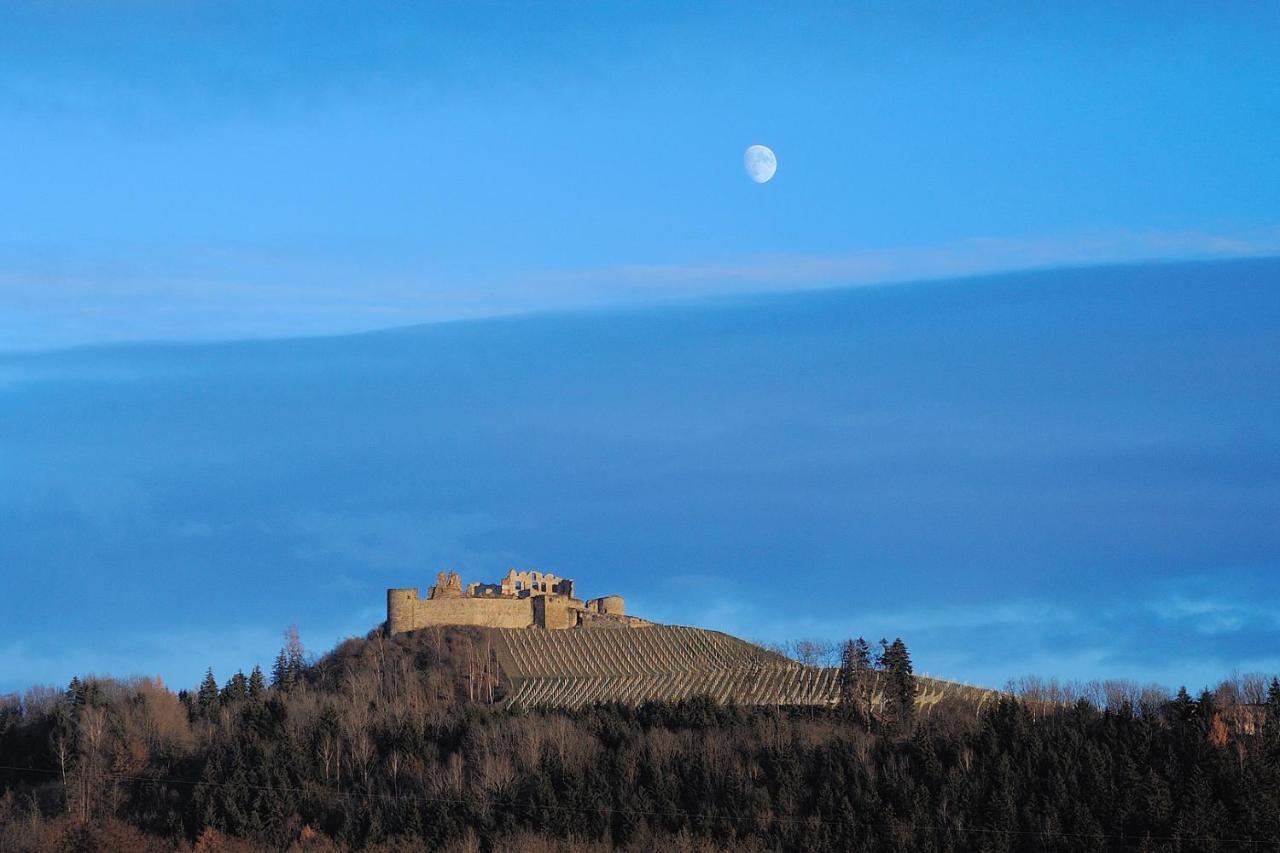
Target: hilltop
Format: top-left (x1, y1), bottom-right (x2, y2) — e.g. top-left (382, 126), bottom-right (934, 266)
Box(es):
top-left (372, 567), bottom-right (998, 712)
top-left (315, 620), bottom-right (994, 715)
top-left (3, 622), bottom-right (1280, 852)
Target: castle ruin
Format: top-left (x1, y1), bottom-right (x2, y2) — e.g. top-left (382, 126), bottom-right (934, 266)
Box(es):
top-left (385, 570), bottom-right (999, 712)
top-left (387, 570), bottom-right (643, 634)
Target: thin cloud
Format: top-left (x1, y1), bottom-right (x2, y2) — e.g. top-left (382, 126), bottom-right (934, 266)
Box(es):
top-left (556, 227), bottom-right (1280, 292)
top-left (3, 226), bottom-right (1278, 352)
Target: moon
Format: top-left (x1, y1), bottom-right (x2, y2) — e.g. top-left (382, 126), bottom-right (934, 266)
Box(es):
top-left (744, 144), bottom-right (777, 183)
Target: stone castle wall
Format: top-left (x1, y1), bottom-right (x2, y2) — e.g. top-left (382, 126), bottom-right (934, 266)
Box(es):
top-left (387, 588), bottom-right (535, 633)
top-left (387, 571), bottom-right (637, 634)
top-left (592, 595), bottom-right (625, 616)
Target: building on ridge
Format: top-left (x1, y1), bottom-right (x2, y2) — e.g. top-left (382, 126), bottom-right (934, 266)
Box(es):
top-left (387, 569), bottom-right (641, 634)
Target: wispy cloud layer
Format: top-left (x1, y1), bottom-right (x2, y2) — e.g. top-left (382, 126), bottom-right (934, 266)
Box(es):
top-left (3, 227), bottom-right (1278, 351)
top-left (572, 228), bottom-right (1280, 291)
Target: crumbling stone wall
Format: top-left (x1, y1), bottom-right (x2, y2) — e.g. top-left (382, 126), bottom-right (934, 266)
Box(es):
top-left (533, 595), bottom-right (577, 630)
top-left (590, 595), bottom-right (625, 616)
top-left (386, 571), bottom-right (634, 634)
top-left (388, 587), bottom-right (535, 632)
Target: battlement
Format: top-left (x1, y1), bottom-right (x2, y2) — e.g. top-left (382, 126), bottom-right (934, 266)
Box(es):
top-left (386, 570), bottom-right (640, 634)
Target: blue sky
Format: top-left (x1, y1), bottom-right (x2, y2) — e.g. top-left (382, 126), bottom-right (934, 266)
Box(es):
top-left (1, 4), bottom-right (1278, 693)
top-left (1, 2), bottom-right (1278, 348)
top-left (2, 260), bottom-right (1278, 694)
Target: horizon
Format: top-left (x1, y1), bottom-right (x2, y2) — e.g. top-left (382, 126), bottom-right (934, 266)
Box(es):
top-left (3, 258), bottom-right (1278, 696)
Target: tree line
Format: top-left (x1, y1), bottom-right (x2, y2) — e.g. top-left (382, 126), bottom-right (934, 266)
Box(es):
top-left (2, 625), bottom-right (1280, 852)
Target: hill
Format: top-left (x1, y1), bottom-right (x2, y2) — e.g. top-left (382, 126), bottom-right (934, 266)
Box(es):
top-left (3, 258), bottom-right (1279, 693)
top-left (3, 625), bottom-right (1279, 852)
top-left (309, 621), bottom-right (996, 715)
top-left (492, 625), bottom-right (997, 712)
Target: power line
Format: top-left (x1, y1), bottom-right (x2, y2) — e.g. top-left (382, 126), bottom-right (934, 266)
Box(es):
top-left (1, 763), bottom-right (1276, 848)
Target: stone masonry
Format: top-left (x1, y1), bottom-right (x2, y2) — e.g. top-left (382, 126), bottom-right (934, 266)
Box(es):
top-left (386, 570), bottom-right (640, 634)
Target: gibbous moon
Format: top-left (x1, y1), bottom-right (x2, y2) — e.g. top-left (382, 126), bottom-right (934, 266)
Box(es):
top-left (744, 144), bottom-right (777, 183)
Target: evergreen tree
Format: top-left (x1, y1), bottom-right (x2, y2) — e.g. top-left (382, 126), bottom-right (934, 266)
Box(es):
top-left (11, 625), bottom-right (1280, 850)
top-left (248, 664), bottom-right (266, 699)
top-left (272, 625), bottom-right (307, 692)
top-left (1172, 686), bottom-right (1193, 718)
top-left (221, 670), bottom-right (249, 704)
top-left (1197, 688), bottom-right (1217, 720)
top-left (284, 624), bottom-right (307, 687)
top-left (197, 667), bottom-right (220, 718)
top-left (65, 676), bottom-right (104, 711)
top-left (879, 637), bottom-right (916, 727)
top-left (839, 637), bottom-right (873, 721)
top-left (271, 648), bottom-right (291, 691)
top-left (875, 637), bottom-right (889, 670)
top-left (1267, 678), bottom-right (1280, 719)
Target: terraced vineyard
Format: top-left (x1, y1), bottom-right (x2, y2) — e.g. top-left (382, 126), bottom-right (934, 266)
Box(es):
top-left (490, 625), bottom-right (997, 711)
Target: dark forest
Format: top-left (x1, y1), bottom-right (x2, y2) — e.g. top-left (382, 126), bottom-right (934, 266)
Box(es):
top-left (2, 627), bottom-right (1279, 852)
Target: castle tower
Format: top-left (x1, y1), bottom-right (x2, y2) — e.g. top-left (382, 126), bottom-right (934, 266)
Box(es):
top-left (387, 588), bottom-right (419, 634)
top-left (593, 595), bottom-right (625, 616)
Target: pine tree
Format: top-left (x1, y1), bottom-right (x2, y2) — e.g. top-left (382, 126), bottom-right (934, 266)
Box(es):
top-left (1197, 688), bottom-right (1216, 719)
top-left (1267, 678), bottom-right (1280, 717)
top-left (221, 670), bottom-right (249, 704)
top-left (839, 637), bottom-right (873, 722)
top-left (65, 676), bottom-right (103, 711)
top-left (839, 640), bottom-right (857, 705)
top-left (284, 624), bottom-right (307, 688)
top-left (197, 668), bottom-right (220, 718)
top-left (248, 664), bottom-right (266, 699)
top-left (271, 648), bottom-right (291, 691)
top-left (73, 677), bottom-right (102, 710)
top-left (1173, 686), bottom-right (1195, 724)
top-left (271, 625), bottom-right (307, 693)
top-left (880, 637), bottom-right (916, 728)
